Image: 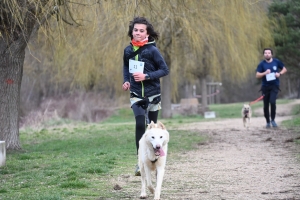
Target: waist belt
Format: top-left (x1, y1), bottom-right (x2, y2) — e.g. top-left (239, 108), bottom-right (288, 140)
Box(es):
top-left (130, 93), bottom-right (161, 109)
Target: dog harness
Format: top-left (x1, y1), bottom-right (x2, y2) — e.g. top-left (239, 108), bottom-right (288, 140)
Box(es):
top-left (151, 157), bottom-right (159, 163)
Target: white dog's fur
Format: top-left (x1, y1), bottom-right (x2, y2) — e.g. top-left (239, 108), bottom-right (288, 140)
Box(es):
top-left (241, 103), bottom-right (252, 128)
top-left (138, 121), bottom-right (169, 200)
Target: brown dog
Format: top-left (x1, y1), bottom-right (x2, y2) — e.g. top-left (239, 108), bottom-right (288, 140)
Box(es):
top-left (241, 104), bottom-right (252, 128)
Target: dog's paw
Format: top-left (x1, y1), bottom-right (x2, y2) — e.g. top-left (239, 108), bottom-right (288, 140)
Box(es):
top-left (140, 193), bottom-right (147, 199)
top-left (154, 196), bottom-right (160, 200)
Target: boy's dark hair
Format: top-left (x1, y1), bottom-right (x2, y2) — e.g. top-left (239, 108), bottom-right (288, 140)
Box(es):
top-left (128, 17), bottom-right (159, 41)
top-left (263, 48), bottom-right (273, 55)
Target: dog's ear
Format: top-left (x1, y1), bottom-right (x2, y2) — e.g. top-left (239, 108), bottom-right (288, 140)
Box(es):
top-left (147, 121), bottom-right (156, 129)
top-left (163, 131), bottom-right (170, 146)
top-left (147, 121), bottom-right (166, 129)
top-left (157, 121), bottom-right (166, 130)
top-left (146, 123), bottom-right (152, 129)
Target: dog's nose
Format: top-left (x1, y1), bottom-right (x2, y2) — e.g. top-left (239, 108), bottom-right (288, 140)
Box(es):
top-left (156, 145), bottom-right (161, 149)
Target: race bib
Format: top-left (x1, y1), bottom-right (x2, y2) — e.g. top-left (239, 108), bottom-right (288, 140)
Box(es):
top-left (129, 60), bottom-right (144, 73)
top-left (266, 72), bottom-right (276, 81)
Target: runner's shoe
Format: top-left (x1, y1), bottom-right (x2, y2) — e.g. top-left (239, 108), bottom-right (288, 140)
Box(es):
top-left (271, 121), bottom-right (278, 127)
top-left (266, 122), bottom-right (271, 128)
top-left (135, 164), bottom-right (141, 176)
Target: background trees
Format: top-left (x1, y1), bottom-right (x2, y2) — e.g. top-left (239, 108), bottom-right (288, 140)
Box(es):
top-left (2, 0), bottom-right (298, 151)
top-left (149, 1), bottom-right (273, 112)
top-left (268, 0), bottom-right (300, 97)
top-left (23, 0), bottom-right (274, 116)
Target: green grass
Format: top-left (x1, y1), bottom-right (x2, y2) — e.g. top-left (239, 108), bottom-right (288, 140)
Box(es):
top-left (1, 124), bottom-right (133, 199)
top-left (281, 102), bottom-right (300, 129)
top-left (0, 119), bottom-right (206, 199)
top-left (281, 116), bottom-right (300, 128)
top-left (103, 99), bottom-right (293, 122)
top-left (102, 108), bottom-right (134, 123)
top-left (291, 103), bottom-right (300, 115)
top-left (209, 99), bottom-right (293, 118)
top-left (0, 99), bottom-right (299, 199)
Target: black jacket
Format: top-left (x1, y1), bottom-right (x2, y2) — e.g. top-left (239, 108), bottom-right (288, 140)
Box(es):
top-left (123, 42), bottom-right (169, 98)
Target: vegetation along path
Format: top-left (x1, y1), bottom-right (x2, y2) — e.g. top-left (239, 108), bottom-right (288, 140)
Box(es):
top-left (113, 100), bottom-right (300, 200)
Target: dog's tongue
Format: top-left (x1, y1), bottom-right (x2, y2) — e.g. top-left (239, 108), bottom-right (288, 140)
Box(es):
top-left (159, 148), bottom-right (165, 157)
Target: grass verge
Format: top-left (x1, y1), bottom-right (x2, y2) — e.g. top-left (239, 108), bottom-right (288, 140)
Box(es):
top-left (0, 121), bottom-right (206, 199)
top-left (0, 99), bottom-right (299, 199)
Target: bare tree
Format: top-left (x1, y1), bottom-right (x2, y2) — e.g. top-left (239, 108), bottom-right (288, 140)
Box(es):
top-left (0, 0), bottom-right (97, 150)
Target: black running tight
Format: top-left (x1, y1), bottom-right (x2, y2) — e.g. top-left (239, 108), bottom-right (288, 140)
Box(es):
top-left (132, 103), bottom-right (159, 154)
top-left (262, 85), bottom-right (279, 123)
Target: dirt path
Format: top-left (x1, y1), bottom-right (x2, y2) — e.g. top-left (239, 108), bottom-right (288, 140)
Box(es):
top-left (115, 100), bottom-right (300, 200)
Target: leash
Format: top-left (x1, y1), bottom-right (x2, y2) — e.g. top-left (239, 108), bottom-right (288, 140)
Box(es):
top-left (249, 95), bottom-right (264, 105)
top-left (252, 85), bottom-right (280, 105)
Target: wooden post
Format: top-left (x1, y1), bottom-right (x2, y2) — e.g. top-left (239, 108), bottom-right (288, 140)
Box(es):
top-left (216, 84), bottom-right (220, 104)
top-left (0, 141), bottom-right (6, 167)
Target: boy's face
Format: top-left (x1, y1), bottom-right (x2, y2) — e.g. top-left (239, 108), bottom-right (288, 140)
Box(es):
top-left (132, 24), bottom-right (149, 42)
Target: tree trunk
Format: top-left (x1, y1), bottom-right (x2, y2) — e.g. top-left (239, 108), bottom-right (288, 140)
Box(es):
top-left (0, 2), bottom-right (38, 151)
top-left (201, 76), bottom-right (208, 112)
top-left (216, 84), bottom-right (221, 104)
top-left (0, 141), bottom-right (6, 166)
top-left (0, 50), bottom-right (25, 150)
top-left (160, 32), bottom-right (172, 119)
top-left (298, 79), bottom-right (300, 99)
top-left (287, 77), bottom-right (291, 97)
top-left (161, 73), bottom-right (172, 118)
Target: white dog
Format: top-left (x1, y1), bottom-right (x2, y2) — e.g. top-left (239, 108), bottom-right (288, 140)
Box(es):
top-left (138, 121), bottom-right (169, 200)
top-left (241, 103), bottom-right (252, 128)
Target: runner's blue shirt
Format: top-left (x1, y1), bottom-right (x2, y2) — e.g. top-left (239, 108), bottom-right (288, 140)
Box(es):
top-left (256, 58), bottom-right (284, 86)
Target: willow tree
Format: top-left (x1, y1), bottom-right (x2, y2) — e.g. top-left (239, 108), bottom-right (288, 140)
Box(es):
top-left (0, 0), bottom-right (98, 150)
top-left (2, 0), bottom-right (274, 150)
top-left (82, 0), bottom-right (273, 117)
top-left (135, 0), bottom-right (274, 113)
top-left (25, 0), bottom-right (274, 119)
top-left (106, 0), bottom-right (274, 116)
top-left (99, 0), bottom-right (274, 115)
